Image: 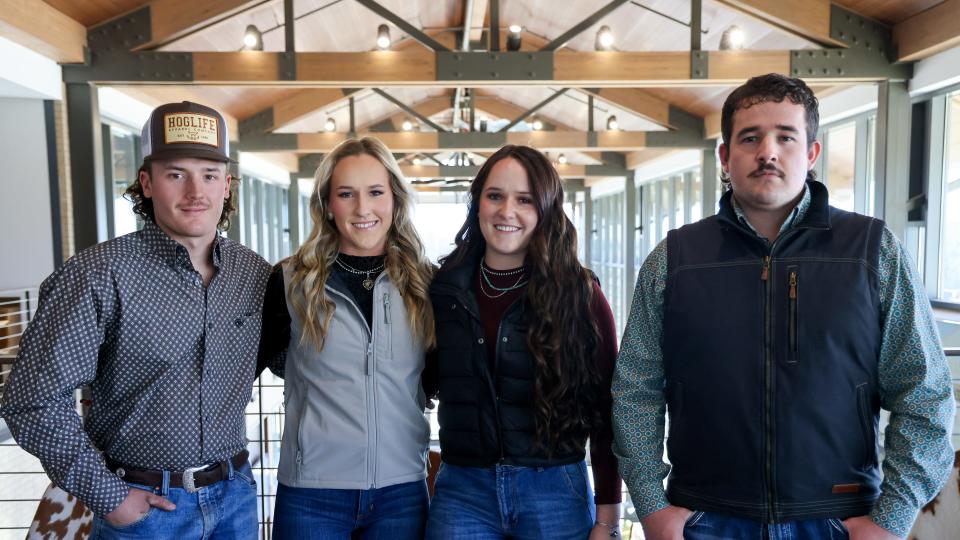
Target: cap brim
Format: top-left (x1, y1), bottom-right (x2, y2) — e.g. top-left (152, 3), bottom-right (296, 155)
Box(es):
top-left (144, 148), bottom-right (237, 164)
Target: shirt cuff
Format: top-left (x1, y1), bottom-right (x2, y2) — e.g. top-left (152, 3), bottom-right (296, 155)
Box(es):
top-left (868, 495), bottom-right (919, 539)
top-left (629, 480), bottom-right (671, 520)
top-left (80, 469), bottom-right (131, 517)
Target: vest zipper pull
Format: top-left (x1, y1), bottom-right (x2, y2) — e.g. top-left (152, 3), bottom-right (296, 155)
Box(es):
top-left (366, 342), bottom-right (373, 375)
top-left (760, 256), bottom-right (770, 281)
top-left (789, 271), bottom-right (797, 299)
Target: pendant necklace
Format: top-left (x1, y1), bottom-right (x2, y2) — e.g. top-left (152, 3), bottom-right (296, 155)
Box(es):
top-left (335, 257), bottom-right (384, 290)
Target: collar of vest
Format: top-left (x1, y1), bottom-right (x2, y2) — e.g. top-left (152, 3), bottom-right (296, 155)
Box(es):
top-left (717, 180), bottom-right (832, 233)
top-left (433, 250), bottom-right (481, 291)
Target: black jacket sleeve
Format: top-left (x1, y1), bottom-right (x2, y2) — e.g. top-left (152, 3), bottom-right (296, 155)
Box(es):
top-left (256, 264), bottom-right (291, 379)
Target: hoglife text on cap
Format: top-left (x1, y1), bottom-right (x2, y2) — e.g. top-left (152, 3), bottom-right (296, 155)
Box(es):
top-left (141, 101), bottom-right (236, 164)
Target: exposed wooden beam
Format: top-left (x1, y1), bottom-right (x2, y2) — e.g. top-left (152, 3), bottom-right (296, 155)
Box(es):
top-left (69, 48), bottom-right (907, 86)
top-left (288, 130), bottom-right (653, 153)
top-left (129, 0), bottom-right (267, 50)
top-left (894, 0), bottom-right (960, 62)
top-left (584, 88), bottom-right (672, 128)
top-left (400, 164), bottom-right (601, 180)
top-left (186, 50), bottom-right (799, 86)
top-left (372, 96), bottom-right (453, 131)
top-left (469, 0), bottom-right (489, 42)
top-left (713, 0), bottom-right (845, 47)
top-left (0, 0), bottom-right (85, 63)
top-left (705, 111), bottom-right (722, 140)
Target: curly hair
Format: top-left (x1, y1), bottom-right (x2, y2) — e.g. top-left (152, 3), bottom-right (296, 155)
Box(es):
top-left (441, 145), bottom-right (603, 456)
top-left (287, 137), bottom-right (435, 351)
top-left (719, 73), bottom-right (820, 185)
top-left (125, 161), bottom-right (238, 231)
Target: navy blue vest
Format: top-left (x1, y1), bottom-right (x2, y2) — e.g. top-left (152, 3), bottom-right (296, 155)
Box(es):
top-left (663, 181), bottom-right (885, 522)
top-left (430, 254), bottom-right (586, 467)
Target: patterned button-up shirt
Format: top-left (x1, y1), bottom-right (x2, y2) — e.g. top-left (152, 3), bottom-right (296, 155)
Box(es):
top-left (0, 221), bottom-right (270, 516)
top-left (612, 184), bottom-right (956, 538)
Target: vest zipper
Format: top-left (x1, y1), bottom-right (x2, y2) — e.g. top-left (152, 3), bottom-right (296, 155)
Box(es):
top-left (493, 320), bottom-right (507, 462)
top-left (383, 293), bottom-right (391, 325)
top-left (788, 271), bottom-right (798, 353)
top-left (761, 252), bottom-right (775, 521)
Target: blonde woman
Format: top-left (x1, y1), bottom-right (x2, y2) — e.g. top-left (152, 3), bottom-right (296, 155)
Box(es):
top-left (257, 137), bottom-right (435, 539)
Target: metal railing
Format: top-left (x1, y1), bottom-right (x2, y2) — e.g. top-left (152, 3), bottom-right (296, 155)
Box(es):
top-left (1, 287), bottom-right (958, 539)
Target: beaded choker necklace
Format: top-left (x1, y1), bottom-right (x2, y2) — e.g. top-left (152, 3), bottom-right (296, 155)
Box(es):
top-left (478, 258), bottom-right (528, 299)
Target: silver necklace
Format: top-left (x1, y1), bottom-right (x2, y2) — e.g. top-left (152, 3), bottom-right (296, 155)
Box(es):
top-left (480, 258), bottom-right (525, 276)
top-left (478, 265), bottom-right (528, 298)
top-left (335, 257), bottom-right (384, 290)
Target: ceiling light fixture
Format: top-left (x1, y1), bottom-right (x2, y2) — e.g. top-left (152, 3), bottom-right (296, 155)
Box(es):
top-left (558, 153), bottom-right (567, 165)
top-left (606, 115), bottom-right (619, 131)
top-left (243, 25), bottom-right (263, 51)
top-left (507, 24), bottom-right (523, 51)
top-left (412, 156), bottom-right (421, 165)
top-left (530, 116), bottom-right (543, 131)
top-left (402, 118), bottom-right (413, 131)
top-left (719, 25), bottom-right (745, 51)
top-left (376, 24), bottom-right (391, 50)
top-left (595, 25), bottom-right (614, 51)
top-left (324, 117), bottom-right (336, 132)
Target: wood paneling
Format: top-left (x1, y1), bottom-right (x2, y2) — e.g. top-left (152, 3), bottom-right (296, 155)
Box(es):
top-left (834, 0), bottom-right (943, 24)
top-left (715, 0), bottom-right (842, 46)
top-left (44, 0), bottom-right (148, 27)
top-left (894, 0), bottom-right (960, 61)
top-left (2, 0), bottom-right (85, 62)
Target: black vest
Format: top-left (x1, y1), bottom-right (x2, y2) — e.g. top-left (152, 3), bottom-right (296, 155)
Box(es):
top-left (663, 182), bottom-right (884, 522)
top-left (430, 256), bottom-right (585, 467)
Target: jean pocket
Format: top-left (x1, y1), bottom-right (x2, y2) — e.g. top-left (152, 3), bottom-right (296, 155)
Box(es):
top-left (233, 465), bottom-right (258, 489)
top-left (105, 506), bottom-right (156, 530)
top-left (827, 518), bottom-right (849, 538)
top-left (559, 462), bottom-right (590, 504)
top-left (683, 510), bottom-right (705, 529)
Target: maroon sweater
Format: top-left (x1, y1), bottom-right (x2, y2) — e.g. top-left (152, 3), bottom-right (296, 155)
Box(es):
top-left (475, 267), bottom-right (623, 504)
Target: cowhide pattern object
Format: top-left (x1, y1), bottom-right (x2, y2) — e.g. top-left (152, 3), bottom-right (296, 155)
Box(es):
top-left (26, 484), bottom-right (92, 540)
top-left (909, 450), bottom-right (960, 540)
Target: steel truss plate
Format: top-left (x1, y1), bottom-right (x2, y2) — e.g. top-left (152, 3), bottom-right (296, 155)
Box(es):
top-left (789, 48), bottom-right (911, 81)
top-left (88, 7), bottom-right (151, 52)
top-left (63, 52), bottom-right (193, 83)
top-left (437, 52), bottom-right (553, 81)
top-left (690, 51), bottom-right (708, 80)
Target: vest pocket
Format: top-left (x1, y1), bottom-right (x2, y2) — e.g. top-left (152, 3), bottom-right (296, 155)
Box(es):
top-left (856, 383), bottom-right (877, 469)
top-left (787, 266), bottom-right (799, 364)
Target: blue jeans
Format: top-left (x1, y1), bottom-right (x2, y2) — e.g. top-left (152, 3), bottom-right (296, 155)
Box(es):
top-left (91, 460), bottom-right (258, 539)
top-left (425, 461), bottom-right (596, 540)
top-left (272, 479), bottom-right (428, 540)
top-left (683, 510), bottom-right (850, 539)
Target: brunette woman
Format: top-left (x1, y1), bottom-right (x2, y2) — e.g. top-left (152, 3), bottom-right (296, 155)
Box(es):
top-left (425, 145), bottom-right (622, 539)
top-left (258, 137), bottom-right (435, 539)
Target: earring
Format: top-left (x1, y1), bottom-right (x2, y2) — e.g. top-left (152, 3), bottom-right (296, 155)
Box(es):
top-left (326, 212), bottom-right (334, 220)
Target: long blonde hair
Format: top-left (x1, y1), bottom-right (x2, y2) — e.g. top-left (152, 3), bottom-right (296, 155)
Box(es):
top-left (288, 137), bottom-right (435, 350)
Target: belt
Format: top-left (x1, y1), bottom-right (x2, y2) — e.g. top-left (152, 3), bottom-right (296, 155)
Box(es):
top-left (105, 450), bottom-right (249, 493)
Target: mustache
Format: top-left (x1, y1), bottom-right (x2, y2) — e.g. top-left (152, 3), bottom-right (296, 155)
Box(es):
top-left (749, 162), bottom-right (785, 178)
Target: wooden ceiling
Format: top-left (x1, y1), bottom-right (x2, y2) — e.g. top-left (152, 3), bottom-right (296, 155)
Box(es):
top-left (18, 0), bottom-right (955, 168)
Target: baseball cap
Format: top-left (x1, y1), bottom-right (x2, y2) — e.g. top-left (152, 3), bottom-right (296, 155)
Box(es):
top-left (140, 101), bottom-right (236, 164)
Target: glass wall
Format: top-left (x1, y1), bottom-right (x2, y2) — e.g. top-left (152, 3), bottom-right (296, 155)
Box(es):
top-left (237, 175), bottom-right (290, 264)
top-left (940, 92), bottom-right (960, 301)
top-left (818, 114), bottom-right (876, 215)
top-left (103, 122), bottom-right (141, 238)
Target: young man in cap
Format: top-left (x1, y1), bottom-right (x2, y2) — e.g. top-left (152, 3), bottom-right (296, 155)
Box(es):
top-left (1, 101), bottom-right (271, 538)
top-left (613, 74), bottom-right (954, 539)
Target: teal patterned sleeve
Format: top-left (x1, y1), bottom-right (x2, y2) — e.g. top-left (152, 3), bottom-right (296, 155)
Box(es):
top-left (612, 239), bottom-right (672, 519)
top-left (869, 226), bottom-right (956, 538)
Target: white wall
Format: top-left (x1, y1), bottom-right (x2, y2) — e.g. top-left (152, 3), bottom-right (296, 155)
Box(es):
top-left (0, 98), bottom-right (54, 290)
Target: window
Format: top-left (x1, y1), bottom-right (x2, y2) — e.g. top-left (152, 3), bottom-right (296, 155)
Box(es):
top-left (940, 93), bottom-right (960, 301)
top-left (825, 121), bottom-right (857, 211)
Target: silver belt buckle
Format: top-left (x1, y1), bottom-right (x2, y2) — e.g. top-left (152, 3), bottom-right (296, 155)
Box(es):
top-left (182, 465), bottom-right (207, 493)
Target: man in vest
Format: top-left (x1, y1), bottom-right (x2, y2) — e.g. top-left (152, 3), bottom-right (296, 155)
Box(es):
top-left (613, 74), bottom-right (955, 540)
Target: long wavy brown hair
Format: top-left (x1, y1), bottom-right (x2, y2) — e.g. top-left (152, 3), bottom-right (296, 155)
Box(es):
top-left (288, 137), bottom-right (435, 351)
top-left (441, 145), bottom-right (602, 456)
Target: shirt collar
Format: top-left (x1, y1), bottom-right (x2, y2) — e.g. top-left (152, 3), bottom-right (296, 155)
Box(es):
top-left (139, 220), bottom-right (224, 269)
top-left (731, 183), bottom-right (812, 239)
